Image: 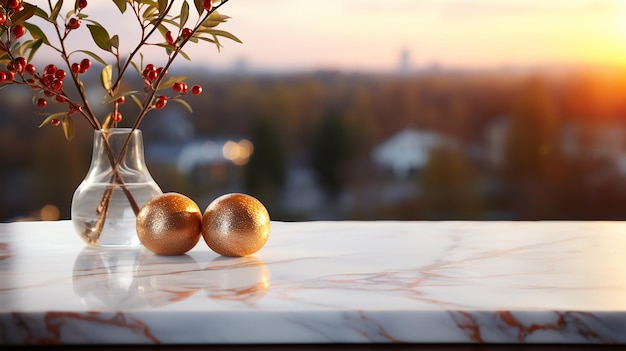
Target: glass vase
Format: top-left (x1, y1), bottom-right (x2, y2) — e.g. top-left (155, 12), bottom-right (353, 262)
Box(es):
top-left (71, 128), bottom-right (162, 247)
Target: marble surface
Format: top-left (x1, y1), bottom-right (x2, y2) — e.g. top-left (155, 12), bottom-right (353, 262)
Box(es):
top-left (1, 220), bottom-right (625, 345)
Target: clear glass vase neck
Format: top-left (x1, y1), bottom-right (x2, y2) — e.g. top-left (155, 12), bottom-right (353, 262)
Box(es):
top-left (87, 128), bottom-right (152, 184)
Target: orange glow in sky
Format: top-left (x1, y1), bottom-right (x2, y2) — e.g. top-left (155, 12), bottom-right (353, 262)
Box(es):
top-left (214, 0), bottom-right (626, 71)
top-left (42, 0), bottom-right (626, 72)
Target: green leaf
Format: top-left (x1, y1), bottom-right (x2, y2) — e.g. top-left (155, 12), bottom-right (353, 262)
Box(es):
top-left (205, 29), bottom-right (242, 44)
top-left (171, 98), bottom-right (193, 114)
top-left (161, 18), bottom-right (178, 27)
top-left (194, 0), bottom-right (204, 15)
top-left (143, 5), bottom-right (158, 21)
top-left (27, 40), bottom-right (44, 62)
top-left (179, 1), bottom-right (190, 29)
top-left (112, 0), bottom-right (127, 13)
top-left (130, 95), bottom-right (144, 110)
top-left (158, 75), bottom-right (191, 90)
top-left (130, 61), bottom-right (141, 75)
top-left (130, 53), bottom-right (144, 75)
top-left (100, 64), bottom-right (113, 91)
top-left (23, 23), bottom-right (50, 45)
top-left (74, 49), bottom-right (107, 66)
top-left (211, 34), bottom-right (221, 52)
top-left (19, 39), bottom-right (43, 62)
top-left (10, 3), bottom-right (37, 25)
top-left (179, 49), bottom-right (191, 60)
top-left (63, 115), bottom-right (75, 141)
top-left (201, 11), bottom-right (230, 28)
top-left (87, 23), bottom-right (112, 52)
top-left (156, 23), bottom-right (169, 37)
top-left (102, 113), bottom-right (113, 130)
top-left (102, 90), bottom-right (139, 105)
top-left (157, 0), bottom-right (168, 14)
top-left (155, 42), bottom-right (174, 55)
top-left (197, 36), bottom-right (217, 46)
top-left (34, 7), bottom-right (50, 21)
top-left (111, 35), bottom-right (119, 50)
top-left (50, 0), bottom-right (63, 21)
top-left (38, 112), bottom-right (66, 128)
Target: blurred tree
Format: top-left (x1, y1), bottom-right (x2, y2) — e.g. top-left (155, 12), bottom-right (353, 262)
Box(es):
top-left (344, 86), bottom-right (380, 151)
top-left (244, 118), bottom-right (287, 210)
top-left (311, 114), bottom-right (353, 199)
top-left (503, 77), bottom-right (566, 218)
top-left (418, 146), bottom-right (483, 219)
top-left (29, 129), bottom-right (90, 219)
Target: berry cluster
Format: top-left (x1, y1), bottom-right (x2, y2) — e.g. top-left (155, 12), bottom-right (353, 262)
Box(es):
top-left (142, 64), bottom-right (203, 110)
top-left (1, 0), bottom-right (235, 137)
top-left (166, 27), bottom-right (195, 47)
top-left (0, 0), bottom-right (26, 40)
top-left (64, 0), bottom-right (87, 32)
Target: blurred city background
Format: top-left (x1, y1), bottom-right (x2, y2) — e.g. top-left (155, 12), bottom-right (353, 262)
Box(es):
top-left (3, 0), bottom-right (626, 221)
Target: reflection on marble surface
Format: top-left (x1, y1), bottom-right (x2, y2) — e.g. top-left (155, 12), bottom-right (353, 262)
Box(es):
top-left (72, 247), bottom-right (269, 309)
top-left (1, 220), bottom-right (626, 345)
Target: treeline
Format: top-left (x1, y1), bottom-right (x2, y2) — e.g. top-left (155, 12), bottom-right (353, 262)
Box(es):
top-left (3, 68), bottom-right (626, 220)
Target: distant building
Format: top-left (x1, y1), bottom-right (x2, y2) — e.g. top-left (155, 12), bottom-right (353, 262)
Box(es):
top-left (399, 49), bottom-right (411, 75)
top-left (145, 137), bottom-right (254, 175)
top-left (371, 128), bottom-right (453, 179)
top-left (485, 117), bottom-right (626, 175)
top-left (484, 116), bottom-right (509, 169)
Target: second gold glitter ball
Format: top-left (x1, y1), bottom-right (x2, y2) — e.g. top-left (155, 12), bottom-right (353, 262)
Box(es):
top-left (201, 193), bottom-right (271, 257)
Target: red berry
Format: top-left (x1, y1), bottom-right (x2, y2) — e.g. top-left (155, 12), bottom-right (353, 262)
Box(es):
top-left (51, 79), bottom-right (63, 92)
top-left (13, 25), bottom-right (26, 38)
top-left (44, 64), bottom-right (57, 76)
top-left (155, 96), bottom-right (167, 109)
top-left (6, 62), bottom-right (15, 72)
top-left (67, 18), bottom-right (81, 30)
top-left (16, 57), bottom-right (27, 67)
top-left (0, 13), bottom-right (6, 26)
top-left (181, 28), bottom-right (192, 39)
top-left (36, 98), bottom-right (47, 108)
top-left (55, 69), bottom-right (67, 80)
top-left (80, 58), bottom-right (91, 71)
top-left (8, 0), bottom-right (21, 9)
top-left (0, 72), bottom-right (5, 83)
top-left (80, 58), bottom-right (91, 70)
top-left (112, 112), bottom-right (122, 123)
top-left (51, 118), bottom-right (61, 127)
top-left (78, 0), bottom-right (88, 10)
top-left (42, 75), bottom-right (54, 87)
top-left (172, 82), bottom-right (184, 93)
top-left (71, 63), bottom-right (81, 74)
top-left (116, 96), bottom-right (126, 104)
top-left (5, 71), bottom-right (14, 82)
top-left (55, 95), bottom-right (67, 103)
top-left (156, 67), bottom-right (166, 77)
top-left (147, 70), bottom-right (158, 82)
top-left (191, 85), bottom-right (202, 95)
top-left (25, 64), bottom-right (36, 75)
top-left (145, 63), bottom-right (155, 72)
top-left (202, 0), bottom-right (213, 12)
top-left (165, 31), bottom-right (176, 45)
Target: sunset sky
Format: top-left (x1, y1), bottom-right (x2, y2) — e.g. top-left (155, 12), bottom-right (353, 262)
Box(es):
top-left (39, 0), bottom-right (626, 72)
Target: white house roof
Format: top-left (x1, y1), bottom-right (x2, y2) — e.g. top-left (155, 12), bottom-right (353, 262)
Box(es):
top-left (372, 129), bottom-right (447, 178)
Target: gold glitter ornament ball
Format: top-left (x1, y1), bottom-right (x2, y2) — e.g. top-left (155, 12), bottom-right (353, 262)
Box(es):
top-left (201, 193), bottom-right (270, 257)
top-left (136, 193), bottom-right (202, 255)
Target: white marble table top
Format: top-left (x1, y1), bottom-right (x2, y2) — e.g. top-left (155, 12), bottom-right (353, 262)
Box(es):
top-left (1, 220), bottom-right (625, 345)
